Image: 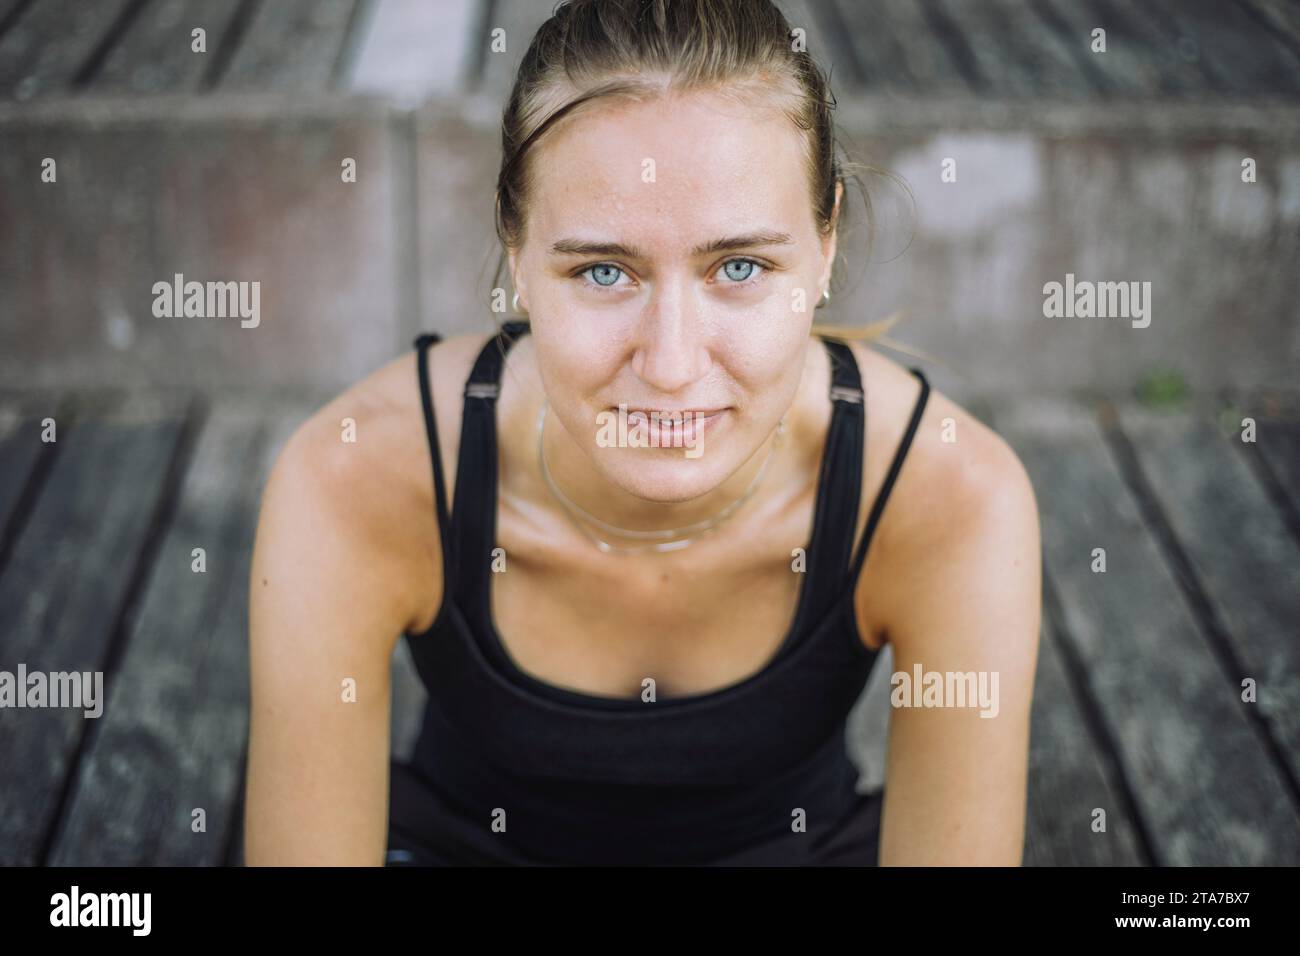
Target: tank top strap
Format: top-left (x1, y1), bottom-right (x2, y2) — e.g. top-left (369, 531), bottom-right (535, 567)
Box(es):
top-left (845, 367), bottom-right (930, 588)
top-left (798, 337), bottom-right (868, 617)
top-left (413, 332), bottom-right (451, 567)
top-left (451, 321), bottom-right (531, 610)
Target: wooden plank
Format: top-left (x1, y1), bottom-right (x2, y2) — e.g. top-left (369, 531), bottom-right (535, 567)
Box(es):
top-left (910, 0), bottom-right (987, 93)
top-left (1244, 0), bottom-right (1300, 50)
top-left (90, 0), bottom-right (244, 94)
top-left (986, 0), bottom-right (1104, 98)
top-left (993, 398), bottom-right (1300, 864)
top-left (822, 0), bottom-right (909, 93)
top-left (1023, 607), bottom-right (1145, 865)
top-left (1141, 0), bottom-right (1300, 98)
top-left (1088, 0), bottom-right (1217, 97)
top-left (220, 0), bottom-right (357, 93)
top-left (1025, 0), bottom-right (1115, 95)
top-left (827, 0), bottom-right (974, 95)
top-left (0, 392), bottom-right (189, 865)
top-left (1112, 404), bottom-right (1300, 788)
top-left (930, 0), bottom-right (1050, 97)
top-left (1226, 389), bottom-right (1300, 551)
top-left (1034, 0), bottom-right (1178, 97)
top-left (0, 0), bottom-right (131, 99)
top-left (0, 395), bottom-right (55, 548)
top-left (1252, 419), bottom-right (1300, 525)
top-left (48, 399), bottom-right (310, 865)
top-left (0, 0), bottom-right (33, 41)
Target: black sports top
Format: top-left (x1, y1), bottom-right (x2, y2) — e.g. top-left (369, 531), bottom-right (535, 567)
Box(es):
top-left (395, 321), bottom-right (930, 865)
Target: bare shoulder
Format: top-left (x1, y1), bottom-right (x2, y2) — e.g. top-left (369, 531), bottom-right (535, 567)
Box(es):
top-left (253, 332), bottom-right (494, 640)
top-left (846, 342), bottom-right (1040, 646)
top-left (859, 344), bottom-right (1034, 524)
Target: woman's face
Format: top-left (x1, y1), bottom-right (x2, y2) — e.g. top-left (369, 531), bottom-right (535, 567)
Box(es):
top-left (510, 87), bottom-right (840, 503)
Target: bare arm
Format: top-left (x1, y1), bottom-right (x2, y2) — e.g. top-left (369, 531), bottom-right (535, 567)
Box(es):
top-left (243, 404), bottom-right (433, 866)
top-left (874, 426), bottom-right (1042, 865)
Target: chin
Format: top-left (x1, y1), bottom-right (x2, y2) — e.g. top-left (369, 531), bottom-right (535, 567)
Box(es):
top-left (595, 447), bottom-right (739, 503)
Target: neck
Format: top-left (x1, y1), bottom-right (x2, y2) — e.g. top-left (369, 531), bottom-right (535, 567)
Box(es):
top-left (538, 402), bottom-right (784, 535)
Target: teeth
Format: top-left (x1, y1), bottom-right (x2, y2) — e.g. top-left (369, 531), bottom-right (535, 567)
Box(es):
top-left (629, 411), bottom-right (693, 421)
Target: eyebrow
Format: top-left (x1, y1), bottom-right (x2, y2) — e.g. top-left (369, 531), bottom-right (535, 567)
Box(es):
top-left (549, 230), bottom-right (795, 260)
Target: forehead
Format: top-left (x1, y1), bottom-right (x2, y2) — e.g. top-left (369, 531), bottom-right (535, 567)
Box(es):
top-left (526, 89), bottom-right (814, 244)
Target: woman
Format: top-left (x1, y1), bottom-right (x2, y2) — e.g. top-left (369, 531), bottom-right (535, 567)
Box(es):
top-left (244, 0), bottom-right (1041, 866)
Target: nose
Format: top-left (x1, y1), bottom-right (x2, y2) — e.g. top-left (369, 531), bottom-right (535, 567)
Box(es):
top-left (630, 283), bottom-right (710, 394)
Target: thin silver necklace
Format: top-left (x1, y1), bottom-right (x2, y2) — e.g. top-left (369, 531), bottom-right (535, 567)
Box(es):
top-left (536, 403), bottom-right (784, 554)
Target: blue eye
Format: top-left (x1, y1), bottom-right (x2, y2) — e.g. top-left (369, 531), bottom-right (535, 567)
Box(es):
top-left (585, 263), bottom-right (623, 287)
top-left (721, 259), bottom-right (763, 282)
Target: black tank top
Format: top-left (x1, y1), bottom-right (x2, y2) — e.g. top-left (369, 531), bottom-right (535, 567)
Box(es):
top-left (401, 322), bottom-right (930, 865)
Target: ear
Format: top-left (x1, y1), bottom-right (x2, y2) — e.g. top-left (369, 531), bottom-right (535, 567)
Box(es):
top-left (819, 180), bottom-right (844, 291)
top-left (506, 247), bottom-right (525, 310)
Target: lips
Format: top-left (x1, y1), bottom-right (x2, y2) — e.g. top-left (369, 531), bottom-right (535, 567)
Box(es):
top-left (619, 408), bottom-right (727, 421)
top-left (616, 406), bottom-right (728, 450)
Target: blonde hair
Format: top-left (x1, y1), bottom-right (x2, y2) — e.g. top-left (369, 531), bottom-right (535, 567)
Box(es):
top-left (811, 312), bottom-right (897, 345)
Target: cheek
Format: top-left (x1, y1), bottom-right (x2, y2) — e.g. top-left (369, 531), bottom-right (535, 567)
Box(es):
top-left (533, 331), bottom-right (617, 410)
top-left (726, 323), bottom-right (809, 404)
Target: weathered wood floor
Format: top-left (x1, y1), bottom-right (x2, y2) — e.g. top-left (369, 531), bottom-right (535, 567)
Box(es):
top-left (0, 386), bottom-right (1296, 865)
top-left (2, 0), bottom-right (1299, 103)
